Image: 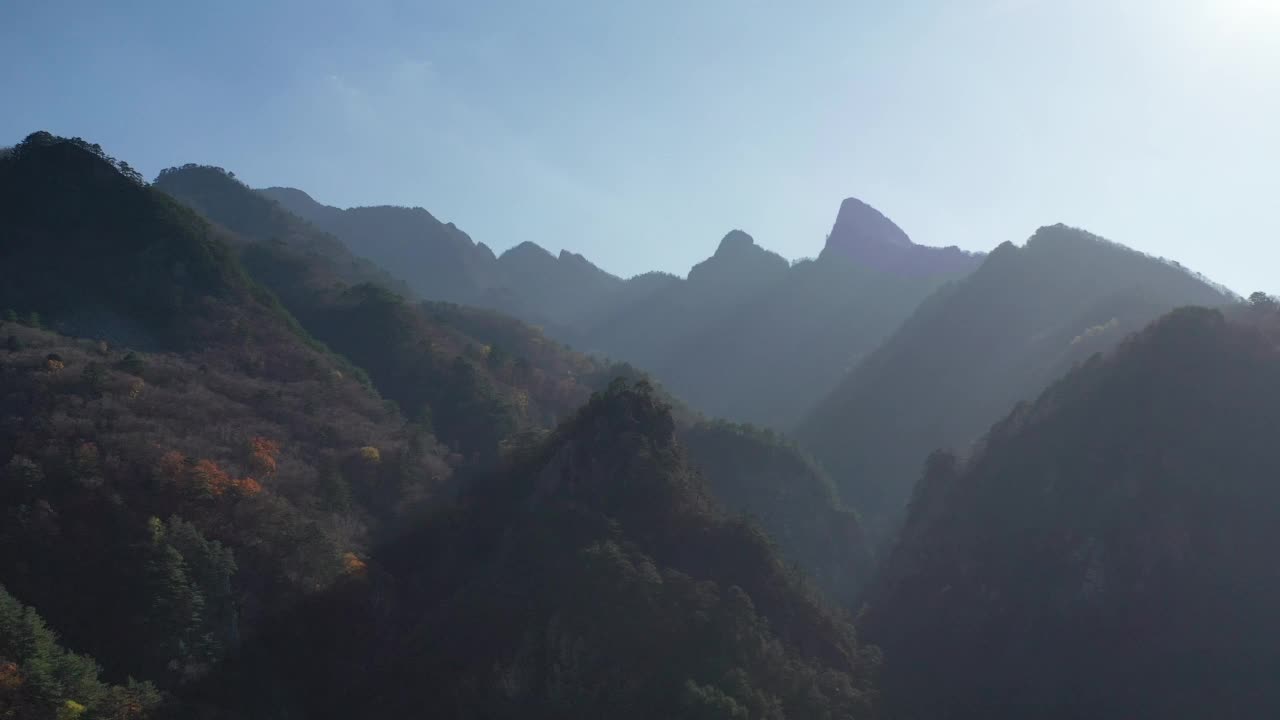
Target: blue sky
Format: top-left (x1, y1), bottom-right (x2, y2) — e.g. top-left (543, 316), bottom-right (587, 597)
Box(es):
top-left (3, 0), bottom-right (1278, 292)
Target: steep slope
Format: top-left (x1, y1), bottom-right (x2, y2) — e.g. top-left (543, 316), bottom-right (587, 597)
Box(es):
top-left (259, 186), bottom-right (494, 302)
top-left (579, 205), bottom-right (981, 427)
top-left (863, 304), bottom-right (1280, 719)
top-left (0, 585), bottom-right (161, 719)
top-left (259, 186), bottom-right (627, 322)
top-left (179, 381), bottom-right (881, 719)
top-left (159, 169), bottom-right (406, 294)
top-left (682, 421), bottom-right (872, 604)
top-left (252, 187), bottom-right (979, 428)
top-left (0, 134), bottom-right (250, 351)
top-left (178, 168), bottom-right (869, 607)
top-left (799, 224), bottom-right (1232, 538)
top-left (163, 168), bottom-right (622, 460)
top-left (0, 133), bottom-right (452, 694)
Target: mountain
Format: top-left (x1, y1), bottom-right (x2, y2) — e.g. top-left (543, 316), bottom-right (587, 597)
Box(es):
top-left (682, 421), bottom-right (872, 604)
top-left (0, 132), bottom-right (458, 695)
top-left (798, 224), bottom-right (1233, 539)
top-left (179, 381), bottom-right (881, 719)
top-left (862, 303), bottom-right (1280, 718)
top-left (159, 168), bottom-right (407, 294)
top-left (259, 186), bottom-right (626, 324)
top-left (162, 167), bottom-right (631, 461)
top-left (256, 187), bottom-right (980, 428)
top-left (622, 211), bottom-right (980, 427)
top-left (259, 187), bottom-right (495, 303)
top-left (173, 164), bottom-right (880, 606)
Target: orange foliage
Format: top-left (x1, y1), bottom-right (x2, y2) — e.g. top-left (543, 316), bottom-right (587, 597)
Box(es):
top-left (156, 450), bottom-right (186, 481)
top-left (248, 436), bottom-right (280, 477)
top-left (191, 459), bottom-right (235, 497)
top-left (342, 551), bottom-right (368, 577)
top-left (162, 452), bottom-right (266, 500)
top-left (0, 660), bottom-right (21, 691)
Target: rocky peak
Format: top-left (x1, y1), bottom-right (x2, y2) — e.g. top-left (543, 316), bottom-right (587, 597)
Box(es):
top-left (820, 197), bottom-right (980, 276)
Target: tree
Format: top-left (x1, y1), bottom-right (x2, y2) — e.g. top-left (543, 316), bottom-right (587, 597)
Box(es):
top-left (1249, 291), bottom-right (1277, 308)
top-left (22, 311), bottom-right (40, 329)
top-left (81, 362), bottom-right (108, 396)
top-left (118, 352), bottom-right (145, 376)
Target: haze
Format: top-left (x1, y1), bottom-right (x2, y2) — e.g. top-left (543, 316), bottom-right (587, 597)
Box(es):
top-left (3, 0), bottom-right (1277, 293)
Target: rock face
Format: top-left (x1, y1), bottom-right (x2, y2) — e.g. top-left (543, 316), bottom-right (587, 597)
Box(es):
top-left (821, 197), bottom-right (975, 276)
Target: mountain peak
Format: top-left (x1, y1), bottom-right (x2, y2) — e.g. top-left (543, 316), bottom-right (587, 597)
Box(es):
top-left (820, 197), bottom-right (980, 277)
top-left (715, 229), bottom-right (757, 255)
top-left (825, 197), bottom-right (913, 256)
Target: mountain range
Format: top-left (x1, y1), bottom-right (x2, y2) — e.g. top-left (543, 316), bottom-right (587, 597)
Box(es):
top-left (5, 128), bottom-right (1280, 718)
top-left (261, 187), bottom-right (983, 428)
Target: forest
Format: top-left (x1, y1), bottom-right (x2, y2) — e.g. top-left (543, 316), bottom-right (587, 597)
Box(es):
top-left (2, 129), bottom-right (1277, 720)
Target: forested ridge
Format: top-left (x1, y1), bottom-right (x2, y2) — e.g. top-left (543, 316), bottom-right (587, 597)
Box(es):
top-left (262, 188), bottom-right (982, 429)
top-left (862, 302), bottom-right (1280, 718)
top-left (799, 224), bottom-right (1232, 541)
top-left (1, 131), bottom-right (882, 719)
top-left (4, 128), bottom-right (1279, 720)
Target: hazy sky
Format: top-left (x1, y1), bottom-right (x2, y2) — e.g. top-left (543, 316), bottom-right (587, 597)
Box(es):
top-left (3, 0), bottom-right (1277, 292)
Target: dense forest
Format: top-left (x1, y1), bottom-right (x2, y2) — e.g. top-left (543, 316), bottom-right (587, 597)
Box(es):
top-left (180, 381), bottom-right (881, 718)
top-left (863, 302), bottom-right (1280, 718)
top-left (4, 128), bottom-right (1279, 719)
top-left (0, 131), bottom-right (885, 718)
top-left (798, 225), bottom-right (1232, 540)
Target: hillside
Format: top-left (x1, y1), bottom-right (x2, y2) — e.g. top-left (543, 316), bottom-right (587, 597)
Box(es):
top-left (862, 303), bottom-right (1280, 718)
top-left (264, 185), bottom-right (981, 428)
top-left (799, 224), bottom-right (1232, 539)
top-left (178, 381), bottom-right (881, 719)
top-left (162, 167), bottom-right (626, 461)
top-left (682, 421), bottom-right (872, 604)
top-left (174, 164), bottom-right (876, 614)
top-left (258, 186), bottom-right (495, 303)
top-left (0, 133), bottom-right (455, 698)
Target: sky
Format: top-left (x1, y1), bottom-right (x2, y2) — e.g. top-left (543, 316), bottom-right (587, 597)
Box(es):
top-left (3, 0), bottom-right (1278, 293)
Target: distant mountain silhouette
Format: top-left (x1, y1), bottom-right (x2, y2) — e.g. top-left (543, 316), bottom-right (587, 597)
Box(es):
top-left (262, 185), bottom-right (982, 428)
top-left (863, 304), bottom-right (1280, 718)
top-left (260, 186), bottom-right (495, 303)
top-left (798, 224), bottom-right (1233, 540)
top-left (821, 197), bottom-right (975, 276)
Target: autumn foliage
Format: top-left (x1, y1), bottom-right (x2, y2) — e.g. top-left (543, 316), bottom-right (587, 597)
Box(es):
top-left (247, 436), bottom-right (280, 478)
top-left (185, 456), bottom-right (264, 497)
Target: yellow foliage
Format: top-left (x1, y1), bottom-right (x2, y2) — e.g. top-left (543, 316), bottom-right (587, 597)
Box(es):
top-left (359, 446), bottom-right (381, 465)
top-left (44, 358), bottom-right (65, 373)
top-left (56, 699), bottom-right (86, 720)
